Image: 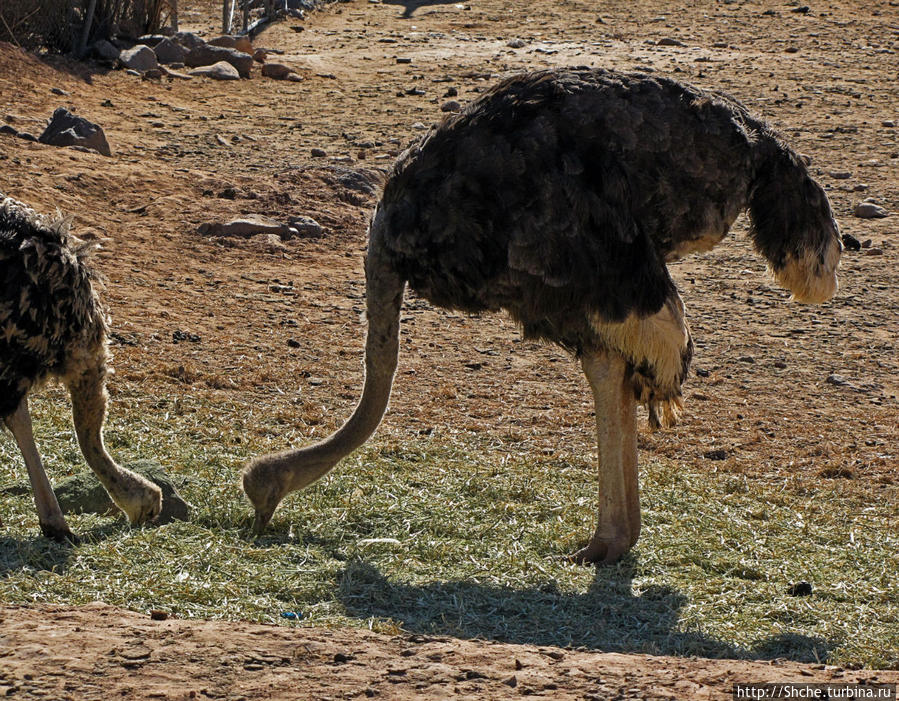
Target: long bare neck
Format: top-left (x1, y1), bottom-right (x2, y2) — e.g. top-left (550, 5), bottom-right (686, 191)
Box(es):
top-left (242, 249), bottom-right (406, 530)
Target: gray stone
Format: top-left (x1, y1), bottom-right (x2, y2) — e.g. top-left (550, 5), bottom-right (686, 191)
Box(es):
top-left (93, 39), bottom-right (120, 61)
top-left (507, 38), bottom-right (526, 48)
top-left (186, 44), bottom-right (253, 77)
top-left (253, 48), bottom-right (267, 63)
top-left (38, 108), bottom-right (111, 157)
top-left (198, 215), bottom-right (294, 237)
top-left (262, 62), bottom-right (293, 79)
top-left (657, 37), bottom-right (687, 47)
top-left (440, 100), bottom-right (461, 112)
top-left (120, 44), bottom-right (159, 72)
top-left (154, 37), bottom-right (187, 65)
top-left (188, 61), bottom-right (241, 81)
top-left (0, 124), bottom-right (17, 136)
top-left (16, 132), bottom-right (37, 142)
top-left (172, 31), bottom-right (205, 51)
top-left (53, 460), bottom-right (191, 524)
top-left (287, 215), bottom-right (324, 238)
top-left (854, 202), bottom-right (889, 218)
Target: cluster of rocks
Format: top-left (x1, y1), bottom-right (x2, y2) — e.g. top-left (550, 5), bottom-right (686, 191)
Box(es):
top-left (92, 31), bottom-right (302, 82)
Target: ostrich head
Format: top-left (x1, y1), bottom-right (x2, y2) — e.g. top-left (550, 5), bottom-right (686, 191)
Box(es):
top-left (748, 142), bottom-right (842, 304)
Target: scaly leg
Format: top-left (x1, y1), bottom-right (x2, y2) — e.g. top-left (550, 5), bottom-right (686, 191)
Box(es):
top-left (4, 398), bottom-right (77, 543)
top-left (570, 350), bottom-right (640, 565)
top-left (66, 355), bottom-right (162, 525)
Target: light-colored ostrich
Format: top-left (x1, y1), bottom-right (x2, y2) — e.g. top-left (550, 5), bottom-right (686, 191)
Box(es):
top-left (243, 68), bottom-right (841, 563)
top-left (1, 194), bottom-right (162, 543)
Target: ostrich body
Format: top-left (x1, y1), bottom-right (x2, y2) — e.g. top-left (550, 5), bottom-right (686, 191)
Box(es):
top-left (243, 68), bottom-right (841, 563)
top-left (1, 194), bottom-right (162, 542)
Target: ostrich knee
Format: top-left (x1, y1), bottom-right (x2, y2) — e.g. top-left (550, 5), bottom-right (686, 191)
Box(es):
top-left (66, 358), bottom-right (162, 525)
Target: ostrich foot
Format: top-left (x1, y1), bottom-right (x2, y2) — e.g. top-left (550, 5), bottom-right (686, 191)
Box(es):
top-left (569, 524), bottom-right (633, 565)
top-left (40, 521), bottom-right (80, 545)
top-left (109, 473), bottom-right (163, 525)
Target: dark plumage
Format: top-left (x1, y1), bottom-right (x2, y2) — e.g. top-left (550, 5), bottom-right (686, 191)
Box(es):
top-left (379, 68), bottom-right (835, 348)
top-left (0, 197), bottom-right (105, 417)
top-left (1, 194), bottom-right (161, 542)
top-left (243, 68), bottom-right (841, 564)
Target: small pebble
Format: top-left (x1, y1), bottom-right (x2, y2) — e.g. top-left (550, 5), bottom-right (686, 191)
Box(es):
top-left (396, 57), bottom-right (412, 64)
top-left (883, 120), bottom-right (896, 128)
top-left (829, 171), bottom-right (851, 179)
top-left (841, 233), bottom-right (861, 251)
top-left (150, 610), bottom-right (169, 621)
top-left (507, 38), bottom-right (526, 48)
top-left (788, 581), bottom-right (813, 597)
top-left (311, 147), bottom-right (327, 157)
top-left (825, 374), bottom-right (848, 386)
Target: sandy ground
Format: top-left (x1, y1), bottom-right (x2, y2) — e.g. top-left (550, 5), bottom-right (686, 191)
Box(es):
top-left (0, 0), bottom-right (897, 697)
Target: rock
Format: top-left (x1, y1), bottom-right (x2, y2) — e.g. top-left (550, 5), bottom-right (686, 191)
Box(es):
top-left (153, 37), bottom-right (187, 65)
top-left (172, 31), bottom-right (205, 51)
top-left (38, 108), bottom-right (111, 157)
top-left (507, 38), bottom-right (526, 48)
top-left (444, 86), bottom-right (458, 97)
top-left (703, 449), bottom-right (728, 461)
top-left (828, 171), bottom-right (851, 179)
top-left (16, 132), bottom-right (37, 142)
top-left (825, 374), bottom-right (848, 386)
top-left (440, 100), bottom-right (461, 112)
top-left (261, 62), bottom-right (293, 79)
top-left (93, 39), bottom-right (120, 61)
top-left (841, 233), bottom-right (861, 251)
top-left (657, 37), bottom-right (687, 47)
top-left (185, 45), bottom-right (253, 77)
top-left (119, 44), bottom-right (159, 72)
top-left (287, 215), bottom-right (324, 238)
top-left (883, 120), bottom-right (896, 128)
top-left (198, 215), bottom-right (294, 237)
top-left (854, 202), bottom-right (889, 218)
top-left (53, 460), bottom-right (191, 524)
top-left (137, 34), bottom-right (167, 47)
top-left (160, 66), bottom-right (193, 80)
top-left (311, 147), bottom-right (327, 157)
top-left (50, 87), bottom-right (69, 96)
top-left (209, 34), bottom-right (253, 54)
top-left (285, 73), bottom-right (304, 82)
top-left (249, 233), bottom-right (287, 252)
top-left (0, 124), bottom-right (16, 136)
top-left (396, 57), bottom-right (412, 64)
top-left (787, 581), bottom-right (813, 597)
top-left (188, 61), bottom-right (241, 81)
top-left (253, 48), bottom-right (267, 63)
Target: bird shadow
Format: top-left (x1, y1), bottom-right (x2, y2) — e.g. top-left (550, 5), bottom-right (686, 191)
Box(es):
top-left (381, 0), bottom-right (465, 19)
top-left (0, 521), bottom-right (134, 578)
top-left (336, 558), bottom-right (833, 663)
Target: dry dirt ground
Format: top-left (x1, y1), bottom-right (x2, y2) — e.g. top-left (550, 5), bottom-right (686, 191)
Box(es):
top-left (1, 0), bottom-right (897, 697)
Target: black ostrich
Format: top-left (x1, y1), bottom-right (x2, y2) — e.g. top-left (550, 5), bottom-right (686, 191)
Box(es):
top-left (243, 68), bottom-right (841, 563)
top-left (1, 194), bottom-right (162, 543)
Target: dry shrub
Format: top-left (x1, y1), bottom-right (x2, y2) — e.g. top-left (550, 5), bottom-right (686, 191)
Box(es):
top-left (0, 0), bottom-right (175, 53)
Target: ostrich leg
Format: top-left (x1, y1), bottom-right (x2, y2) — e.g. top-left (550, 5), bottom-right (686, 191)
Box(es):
top-left (66, 354), bottom-right (162, 525)
top-left (4, 398), bottom-right (76, 543)
top-left (571, 350), bottom-right (639, 565)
